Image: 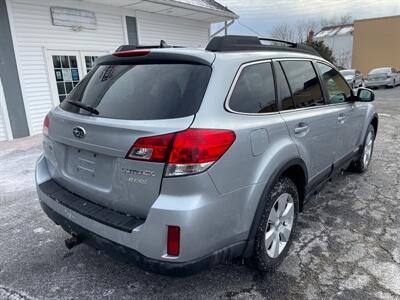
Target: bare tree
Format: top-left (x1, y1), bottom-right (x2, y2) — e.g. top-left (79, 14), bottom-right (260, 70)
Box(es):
top-left (335, 49), bottom-right (352, 69)
top-left (270, 14), bottom-right (353, 43)
top-left (320, 14), bottom-right (353, 27)
top-left (270, 23), bottom-right (297, 43)
top-left (294, 18), bottom-right (318, 43)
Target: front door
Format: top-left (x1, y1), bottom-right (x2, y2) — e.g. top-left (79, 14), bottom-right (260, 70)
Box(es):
top-left (315, 62), bottom-right (365, 164)
top-left (46, 50), bottom-right (106, 105)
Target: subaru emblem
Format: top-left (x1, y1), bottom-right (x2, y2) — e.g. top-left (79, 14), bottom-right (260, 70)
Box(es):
top-left (72, 126), bottom-right (86, 139)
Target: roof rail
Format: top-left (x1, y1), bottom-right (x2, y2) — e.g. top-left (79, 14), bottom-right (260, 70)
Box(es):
top-left (115, 40), bottom-right (183, 52)
top-left (206, 35), bottom-right (321, 57)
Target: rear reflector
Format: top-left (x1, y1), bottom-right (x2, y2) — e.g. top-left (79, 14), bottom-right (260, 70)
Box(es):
top-left (43, 114), bottom-right (49, 137)
top-left (126, 129), bottom-right (236, 176)
top-left (112, 49), bottom-right (150, 57)
top-left (167, 226), bottom-right (180, 256)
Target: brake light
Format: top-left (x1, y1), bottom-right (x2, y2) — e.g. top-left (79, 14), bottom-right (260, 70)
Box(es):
top-left (43, 114), bottom-right (49, 137)
top-left (126, 133), bottom-right (174, 162)
top-left (112, 49), bottom-right (150, 57)
top-left (126, 129), bottom-right (236, 176)
top-left (166, 129), bottom-right (236, 176)
top-left (167, 226), bottom-right (180, 256)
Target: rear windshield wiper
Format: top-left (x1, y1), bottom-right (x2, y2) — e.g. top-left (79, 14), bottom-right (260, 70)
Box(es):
top-left (67, 100), bottom-right (99, 115)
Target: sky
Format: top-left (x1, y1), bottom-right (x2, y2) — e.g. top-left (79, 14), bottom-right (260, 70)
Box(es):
top-left (213, 0), bottom-right (400, 36)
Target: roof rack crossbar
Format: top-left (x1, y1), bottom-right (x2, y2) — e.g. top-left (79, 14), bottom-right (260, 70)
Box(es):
top-left (205, 35), bottom-right (320, 57)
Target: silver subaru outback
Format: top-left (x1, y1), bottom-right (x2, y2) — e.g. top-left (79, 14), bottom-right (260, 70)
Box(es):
top-left (36, 35), bottom-right (378, 276)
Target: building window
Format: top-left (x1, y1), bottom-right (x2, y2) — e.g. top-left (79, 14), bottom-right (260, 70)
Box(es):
top-left (85, 56), bottom-right (98, 73)
top-left (52, 55), bottom-right (80, 102)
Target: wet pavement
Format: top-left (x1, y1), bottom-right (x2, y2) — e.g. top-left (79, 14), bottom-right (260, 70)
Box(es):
top-left (0, 88), bottom-right (399, 300)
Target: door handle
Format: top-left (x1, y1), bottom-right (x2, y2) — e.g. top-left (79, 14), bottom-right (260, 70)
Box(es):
top-left (294, 124), bottom-right (309, 135)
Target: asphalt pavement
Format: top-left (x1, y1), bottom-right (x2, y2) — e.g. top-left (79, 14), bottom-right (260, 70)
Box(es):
top-left (0, 87), bottom-right (399, 300)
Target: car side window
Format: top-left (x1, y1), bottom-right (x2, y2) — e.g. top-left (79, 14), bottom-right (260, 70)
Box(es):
top-left (316, 63), bottom-right (352, 104)
top-left (229, 62), bottom-right (276, 113)
top-left (275, 62), bottom-right (295, 111)
top-left (281, 61), bottom-right (324, 108)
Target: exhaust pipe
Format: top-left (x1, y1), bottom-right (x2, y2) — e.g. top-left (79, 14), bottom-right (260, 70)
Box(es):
top-left (65, 235), bottom-right (81, 249)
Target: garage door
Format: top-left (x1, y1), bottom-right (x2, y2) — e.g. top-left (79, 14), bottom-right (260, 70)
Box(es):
top-left (0, 78), bottom-right (11, 141)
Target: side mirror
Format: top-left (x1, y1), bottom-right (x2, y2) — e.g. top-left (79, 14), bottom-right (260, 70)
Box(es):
top-left (357, 88), bottom-right (375, 102)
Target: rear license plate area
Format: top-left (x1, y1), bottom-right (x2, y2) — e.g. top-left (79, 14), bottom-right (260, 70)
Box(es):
top-left (66, 147), bottom-right (97, 180)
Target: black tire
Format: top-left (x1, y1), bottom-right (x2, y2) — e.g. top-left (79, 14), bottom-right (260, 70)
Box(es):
top-left (350, 124), bottom-right (375, 173)
top-left (253, 177), bottom-right (299, 272)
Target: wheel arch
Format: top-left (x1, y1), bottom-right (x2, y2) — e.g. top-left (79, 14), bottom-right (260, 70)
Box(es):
top-left (371, 113), bottom-right (378, 136)
top-left (243, 158), bottom-right (308, 258)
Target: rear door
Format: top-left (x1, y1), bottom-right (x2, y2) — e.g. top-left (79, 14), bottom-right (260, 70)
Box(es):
top-left (277, 60), bottom-right (337, 182)
top-left (315, 62), bottom-right (365, 165)
top-left (44, 62), bottom-right (211, 218)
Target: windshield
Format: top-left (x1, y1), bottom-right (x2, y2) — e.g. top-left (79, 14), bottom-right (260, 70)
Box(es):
top-left (369, 68), bottom-right (390, 75)
top-left (340, 70), bottom-right (355, 76)
top-left (60, 64), bottom-right (211, 120)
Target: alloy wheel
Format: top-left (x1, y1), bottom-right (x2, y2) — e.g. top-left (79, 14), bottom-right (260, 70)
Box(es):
top-left (363, 131), bottom-right (373, 167)
top-left (265, 193), bottom-right (295, 258)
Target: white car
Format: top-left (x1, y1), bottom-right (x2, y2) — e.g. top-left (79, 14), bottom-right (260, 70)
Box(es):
top-left (365, 67), bottom-right (400, 89)
top-left (340, 69), bottom-right (364, 89)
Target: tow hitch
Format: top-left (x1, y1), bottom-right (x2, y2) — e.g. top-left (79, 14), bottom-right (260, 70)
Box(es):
top-left (65, 235), bottom-right (81, 249)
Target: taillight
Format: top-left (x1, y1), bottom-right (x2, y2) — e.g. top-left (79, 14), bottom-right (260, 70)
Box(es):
top-left (112, 49), bottom-right (150, 57)
top-left (126, 133), bottom-right (174, 162)
top-left (43, 114), bottom-right (49, 137)
top-left (126, 129), bottom-right (236, 176)
top-left (167, 226), bottom-right (180, 256)
top-left (166, 129), bottom-right (236, 176)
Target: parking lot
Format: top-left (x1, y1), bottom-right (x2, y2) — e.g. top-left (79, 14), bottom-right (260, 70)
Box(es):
top-left (0, 87), bottom-right (399, 300)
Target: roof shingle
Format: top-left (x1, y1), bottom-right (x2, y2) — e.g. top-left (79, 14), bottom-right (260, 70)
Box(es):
top-left (173, 0), bottom-right (236, 16)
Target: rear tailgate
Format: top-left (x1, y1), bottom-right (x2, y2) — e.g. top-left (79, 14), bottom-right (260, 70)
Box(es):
top-left (44, 108), bottom-right (194, 218)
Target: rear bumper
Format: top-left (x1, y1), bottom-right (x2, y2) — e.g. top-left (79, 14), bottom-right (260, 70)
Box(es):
top-left (36, 154), bottom-right (250, 275)
top-left (40, 200), bottom-right (244, 276)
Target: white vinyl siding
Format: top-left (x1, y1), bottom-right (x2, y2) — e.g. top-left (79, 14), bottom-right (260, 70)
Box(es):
top-left (136, 11), bottom-right (209, 47)
top-left (9, 1), bottom-right (125, 135)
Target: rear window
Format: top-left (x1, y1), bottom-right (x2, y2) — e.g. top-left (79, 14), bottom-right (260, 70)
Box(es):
top-left (60, 64), bottom-right (211, 120)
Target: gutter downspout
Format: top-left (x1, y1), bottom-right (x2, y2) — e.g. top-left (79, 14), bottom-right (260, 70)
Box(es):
top-left (210, 19), bottom-right (235, 38)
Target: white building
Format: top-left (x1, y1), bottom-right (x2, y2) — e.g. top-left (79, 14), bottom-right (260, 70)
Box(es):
top-left (315, 24), bottom-right (354, 69)
top-left (0, 0), bottom-right (238, 141)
